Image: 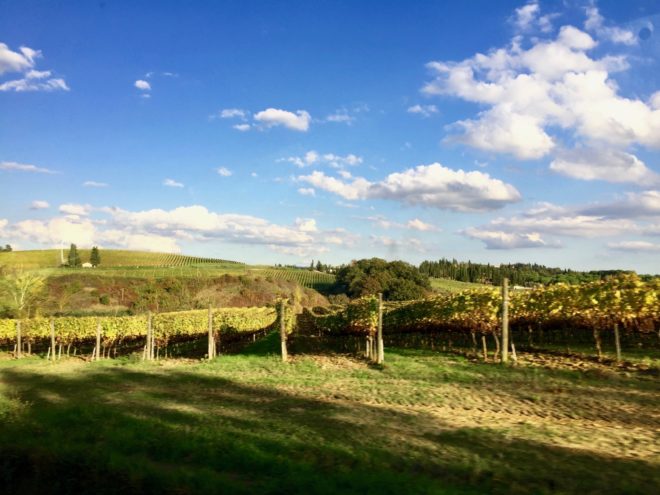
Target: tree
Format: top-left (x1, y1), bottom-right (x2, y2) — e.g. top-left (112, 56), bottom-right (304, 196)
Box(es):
top-left (1, 244), bottom-right (12, 252)
top-left (333, 258), bottom-right (431, 301)
top-left (0, 269), bottom-right (45, 317)
top-left (67, 243), bottom-right (81, 267)
top-left (90, 246), bottom-right (101, 267)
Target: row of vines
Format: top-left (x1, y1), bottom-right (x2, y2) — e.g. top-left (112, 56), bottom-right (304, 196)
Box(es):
top-left (1, 304), bottom-right (296, 355)
top-left (298, 276), bottom-right (659, 344)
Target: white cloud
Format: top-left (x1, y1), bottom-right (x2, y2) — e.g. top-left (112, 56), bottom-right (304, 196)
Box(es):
top-left (463, 228), bottom-right (559, 249)
top-left (325, 111), bottom-right (354, 124)
top-left (0, 77), bottom-right (68, 92)
top-left (297, 187), bottom-right (315, 197)
top-left (216, 167), bottom-right (232, 177)
top-left (30, 200), bottom-right (50, 210)
top-left (584, 6), bottom-right (636, 46)
top-left (299, 163), bottom-right (520, 212)
top-left (490, 214), bottom-right (636, 238)
top-left (422, 16), bottom-right (660, 162)
top-left (407, 104), bottom-right (438, 117)
top-left (219, 108), bottom-right (248, 119)
top-left (254, 108), bottom-right (311, 131)
top-left (0, 43), bottom-right (39, 74)
top-left (549, 149), bottom-right (660, 186)
top-left (406, 218), bottom-right (438, 232)
top-left (0, 161), bottom-right (57, 174)
top-left (281, 151), bottom-right (363, 169)
top-left (298, 171), bottom-right (371, 201)
top-left (232, 123), bottom-right (251, 132)
top-left (134, 79), bottom-right (151, 91)
top-left (163, 178), bottom-right (184, 188)
top-left (83, 181), bottom-right (109, 188)
top-left (512, 1), bottom-right (539, 31)
top-left (579, 190), bottom-right (660, 219)
top-left (608, 241), bottom-right (660, 252)
top-left (97, 230), bottom-right (181, 253)
top-left (295, 218), bottom-right (318, 233)
top-left (59, 203), bottom-right (91, 216)
top-left (370, 235), bottom-right (426, 253)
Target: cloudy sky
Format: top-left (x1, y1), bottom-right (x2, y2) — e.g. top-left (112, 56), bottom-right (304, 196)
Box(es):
top-left (1, 0), bottom-right (660, 273)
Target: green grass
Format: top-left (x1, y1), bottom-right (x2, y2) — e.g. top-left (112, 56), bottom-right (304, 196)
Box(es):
top-left (1, 337), bottom-right (658, 494)
top-left (430, 277), bottom-right (490, 293)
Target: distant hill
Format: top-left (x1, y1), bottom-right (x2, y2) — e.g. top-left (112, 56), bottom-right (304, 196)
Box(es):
top-left (0, 249), bottom-right (243, 270)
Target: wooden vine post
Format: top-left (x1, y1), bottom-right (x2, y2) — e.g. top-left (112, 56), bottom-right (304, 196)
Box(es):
top-left (95, 318), bottom-right (102, 361)
top-left (280, 300), bottom-right (288, 362)
top-left (501, 278), bottom-right (509, 364)
top-left (376, 293), bottom-right (384, 364)
top-left (16, 320), bottom-right (22, 359)
top-left (614, 323), bottom-right (622, 363)
top-left (207, 304), bottom-right (215, 360)
top-left (50, 318), bottom-right (56, 361)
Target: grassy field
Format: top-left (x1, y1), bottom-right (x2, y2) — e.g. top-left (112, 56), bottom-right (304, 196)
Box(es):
top-left (1, 335), bottom-right (658, 494)
top-left (430, 277), bottom-right (490, 293)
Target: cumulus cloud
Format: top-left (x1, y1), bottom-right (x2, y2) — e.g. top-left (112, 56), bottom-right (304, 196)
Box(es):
top-left (254, 108), bottom-right (311, 131)
top-left (0, 42), bottom-right (69, 92)
top-left (0, 205), bottom-right (358, 258)
top-left (463, 228), bottom-right (559, 249)
top-left (30, 200), bottom-right (50, 210)
top-left (0, 161), bottom-right (57, 174)
top-left (579, 190), bottom-right (660, 219)
top-left (407, 104), bottom-right (438, 117)
top-left (59, 203), bottom-right (91, 216)
top-left (281, 150), bottom-right (362, 169)
top-left (163, 178), bottom-right (184, 188)
top-left (406, 218), bottom-right (438, 232)
top-left (370, 235), bottom-right (426, 253)
top-left (549, 149), bottom-right (660, 186)
top-left (608, 240), bottom-right (660, 252)
top-left (422, 10), bottom-right (660, 165)
top-left (584, 5), bottom-right (636, 46)
top-left (216, 167), bottom-right (232, 177)
top-left (299, 163), bottom-right (520, 212)
top-left (134, 79), bottom-right (151, 91)
top-left (219, 108), bottom-right (248, 119)
top-left (232, 123), bottom-right (251, 131)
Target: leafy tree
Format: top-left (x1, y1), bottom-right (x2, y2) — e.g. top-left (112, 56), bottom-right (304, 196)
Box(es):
top-left (67, 243), bottom-right (81, 267)
top-left (333, 258), bottom-right (431, 301)
top-left (316, 260), bottom-right (323, 272)
top-left (0, 269), bottom-right (45, 317)
top-left (90, 246), bottom-right (101, 267)
top-left (1, 244), bottom-right (12, 252)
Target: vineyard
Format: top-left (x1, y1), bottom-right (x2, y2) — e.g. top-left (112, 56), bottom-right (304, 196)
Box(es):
top-left (0, 304), bottom-right (296, 360)
top-left (254, 268), bottom-right (335, 291)
top-left (0, 249), bottom-right (244, 270)
top-left (297, 275), bottom-right (660, 364)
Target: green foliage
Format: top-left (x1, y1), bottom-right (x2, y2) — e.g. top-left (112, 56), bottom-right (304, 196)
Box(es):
top-left (67, 244), bottom-right (81, 268)
top-left (90, 246), bottom-right (101, 267)
top-left (0, 270), bottom-right (46, 317)
top-left (333, 258), bottom-right (431, 300)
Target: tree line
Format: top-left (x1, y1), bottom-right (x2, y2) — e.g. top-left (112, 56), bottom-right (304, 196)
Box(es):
top-left (418, 258), bottom-right (634, 286)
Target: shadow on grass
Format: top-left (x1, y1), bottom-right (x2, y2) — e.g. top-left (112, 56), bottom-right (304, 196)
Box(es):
top-left (0, 364), bottom-right (658, 494)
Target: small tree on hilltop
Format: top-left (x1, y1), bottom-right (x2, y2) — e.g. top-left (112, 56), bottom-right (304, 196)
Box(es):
top-left (67, 243), bottom-right (81, 268)
top-left (90, 246), bottom-right (101, 267)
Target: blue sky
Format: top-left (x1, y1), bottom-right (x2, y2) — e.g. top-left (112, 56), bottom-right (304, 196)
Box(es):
top-left (1, 0), bottom-right (660, 273)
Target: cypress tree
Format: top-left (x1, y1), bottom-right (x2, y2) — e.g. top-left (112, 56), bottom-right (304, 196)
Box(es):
top-left (67, 243), bottom-right (81, 267)
top-left (90, 246), bottom-right (101, 267)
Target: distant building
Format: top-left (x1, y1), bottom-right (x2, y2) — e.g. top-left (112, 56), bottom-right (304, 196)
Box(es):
top-left (82, 262), bottom-right (93, 268)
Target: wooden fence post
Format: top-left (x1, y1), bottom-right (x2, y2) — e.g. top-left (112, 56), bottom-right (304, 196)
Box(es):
top-left (280, 301), bottom-right (288, 362)
top-left (95, 318), bottom-right (101, 361)
top-left (16, 320), bottom-right (22, 359)
top-left (377, 293), bottom-right (384, 364)
top-left (614, 323), bottom-right (621, 363)
top-left (50, 318), bottom-right (56, 361)
top-left (501, 278), bottom-right (509, 364)
top-left (208, 304), bottom-right (215, 360)
top-left (146, 311), bottom-right (153, 361)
